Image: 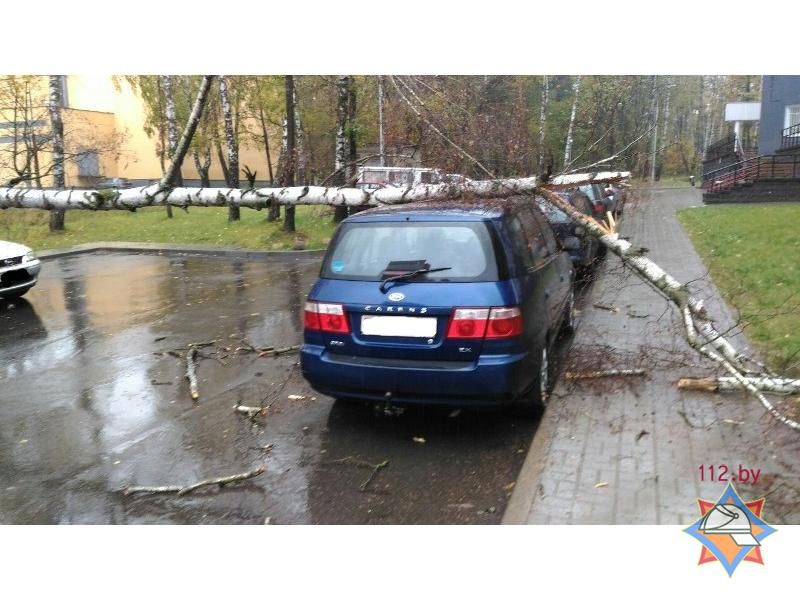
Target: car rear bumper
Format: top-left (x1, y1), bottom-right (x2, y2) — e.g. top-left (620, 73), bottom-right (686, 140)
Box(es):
top-left (301, 344), bottom-right (530, 407)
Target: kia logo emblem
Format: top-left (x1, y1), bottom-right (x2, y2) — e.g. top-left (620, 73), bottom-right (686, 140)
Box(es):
top-left (387, 292), bottom-right (405, 301)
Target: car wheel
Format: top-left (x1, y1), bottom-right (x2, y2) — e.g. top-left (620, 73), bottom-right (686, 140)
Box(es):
top-left (513, 346), bottom-right (549, 417)
top-left (561, 289), bottom-right (576, 333)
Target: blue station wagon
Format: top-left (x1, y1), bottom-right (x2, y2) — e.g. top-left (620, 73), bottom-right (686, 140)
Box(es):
top-left (300, 198), bottom-right (575, 413)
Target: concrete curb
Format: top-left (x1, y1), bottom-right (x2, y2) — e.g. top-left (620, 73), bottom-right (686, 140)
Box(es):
top-left (37, 242), bottom-right (326, 262)
top-left (501, 405), bottom-right (559, 524)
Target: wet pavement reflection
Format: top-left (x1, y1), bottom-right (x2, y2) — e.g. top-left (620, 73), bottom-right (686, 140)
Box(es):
top-left (1, 252), bottom-right (540, 524)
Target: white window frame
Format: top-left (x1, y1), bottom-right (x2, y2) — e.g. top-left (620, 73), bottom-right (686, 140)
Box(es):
top-left (784, 104), bottom-right (800, 132)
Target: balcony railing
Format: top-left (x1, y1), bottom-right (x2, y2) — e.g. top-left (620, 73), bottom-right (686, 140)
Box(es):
top-left (703, 133), bottom-right (737, 162)
top-left (781, 123), bottom-right (800, 151)
top-left (702, 153), bottom-right (800, 193)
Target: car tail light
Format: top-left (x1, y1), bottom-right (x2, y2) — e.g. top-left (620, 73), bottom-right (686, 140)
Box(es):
top-left (446, 308), bottom-right (489, 338)
top-left (304, 301), bottom-right (350, 334)
top-left (446, 307), bottom-right (522, 339)
top-left (486, 307), bottom-right (523, 338)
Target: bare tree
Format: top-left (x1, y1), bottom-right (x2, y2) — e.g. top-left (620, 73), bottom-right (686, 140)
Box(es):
top-left (219, 76), bottom-right (240, 221)
top-left (563, 75), bottom-right (582, 168)
top-left (333, 76), bottom-right (350, 223)
top-left (161, 75), bottom-right (180, 218)
top-left (282, 75), bottom-right (296, 232)
top-left (538, 75), bottom-right (549, 174)
top-left (47, 76), bottom-right (66, 231)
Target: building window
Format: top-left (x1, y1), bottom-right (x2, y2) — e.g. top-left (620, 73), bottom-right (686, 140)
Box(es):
top-left (785, 105), bottom-right (800, 132)
top-left (77, 150), bottom-right (100, 177)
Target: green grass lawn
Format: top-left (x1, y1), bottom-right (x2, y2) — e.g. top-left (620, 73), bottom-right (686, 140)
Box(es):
top-left (678, 203), bottom-right (800, 375)
top-left (0, 205), bottom-right (337, 252)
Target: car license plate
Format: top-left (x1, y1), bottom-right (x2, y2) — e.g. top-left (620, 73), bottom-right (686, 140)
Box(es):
top-left (360, 315), bottom-right (437, 338)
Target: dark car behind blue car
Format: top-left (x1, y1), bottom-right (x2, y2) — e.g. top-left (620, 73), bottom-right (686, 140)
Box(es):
top-left (301, 198), bottom-right (575, 413)
top-left (535, 191), bottom-right (600, 275)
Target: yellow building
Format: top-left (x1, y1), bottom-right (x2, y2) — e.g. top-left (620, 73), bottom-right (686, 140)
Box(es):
top-left (0, 75), bottom-right (280, 188)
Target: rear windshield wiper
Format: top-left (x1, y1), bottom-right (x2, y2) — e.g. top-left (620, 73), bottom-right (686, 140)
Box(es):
top-left (379, 267), bottom-right (452, 292)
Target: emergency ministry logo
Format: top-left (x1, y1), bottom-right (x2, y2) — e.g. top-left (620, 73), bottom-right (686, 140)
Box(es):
top-left (684, 483), bottom-right (776, 576)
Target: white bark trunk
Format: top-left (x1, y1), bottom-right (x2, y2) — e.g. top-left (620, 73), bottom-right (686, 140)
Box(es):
top-left (47, 76), bottom-right (65, 188)
top-left (0, 171), bottom-right (630, 211)
top-left (219, 76), bottom-right (238, 187)
top-left (47, 76), bottom-right (66, 231)
top-left (159, 76), bottom-right (214, 191)
top-left (563, 75), bottom-right (581, 168)
top-left (335, 76), bottom-right (348, 186)
top-left (163, 76), bottom-right (179, 161)
top-left (538, 75), bottom-right (549, 173)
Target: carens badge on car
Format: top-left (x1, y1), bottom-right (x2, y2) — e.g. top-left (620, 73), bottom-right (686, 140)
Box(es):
top-left (387, 292), bottom-right (405, 302)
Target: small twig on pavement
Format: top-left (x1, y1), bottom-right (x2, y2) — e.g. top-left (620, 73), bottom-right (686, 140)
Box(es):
top-left (259, 345), bottom-right (301, 358)
top-left (328, 456), bottom-right (390, 491)
top-left (119, 465), bottom-right (266, 497)
top-left (593, 303), bottom-right (619, 313)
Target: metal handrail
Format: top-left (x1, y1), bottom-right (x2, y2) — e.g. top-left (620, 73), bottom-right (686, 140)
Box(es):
top-left (702, 153), bottom-right (800, 193)
top-left (781, 123), bottom-right (800, 151)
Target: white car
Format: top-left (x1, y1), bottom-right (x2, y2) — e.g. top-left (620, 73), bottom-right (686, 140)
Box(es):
top-left (0, 241), bottom-right (41, 299)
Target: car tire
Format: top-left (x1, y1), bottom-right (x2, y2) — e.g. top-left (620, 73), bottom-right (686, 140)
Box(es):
top-left (513, 346), bottom-right (549, 417)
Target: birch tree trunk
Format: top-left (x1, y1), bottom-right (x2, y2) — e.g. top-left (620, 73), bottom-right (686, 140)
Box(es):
top-left (258, 106), bottom-right (274, 185)
top-left (649, 76), bottom-right (659, 184)
top-left (47, 76), bottom-right (66, 231)
top-left (563, 75), bottom-right (581, 169)
top-left (219, 76), bottom-right (240, 222)
top-left (0, 172), bottom-right (631, 211)
top-left (267, 116), bottom-right (287, 222)
top-left (538, 75), bottom-right (549, 175)
top-left (333, 76), bottom-right (350, 223)
top-left (282, 75), bottom-right (296, 232)
top-left (162, 75), bottom-right (181, 218)
top-left (159, 76), bottom-right (214, 192)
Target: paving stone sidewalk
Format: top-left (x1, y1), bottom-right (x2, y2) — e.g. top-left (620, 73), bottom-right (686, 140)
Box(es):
top-left (503, 187), bottom-right (800, 524)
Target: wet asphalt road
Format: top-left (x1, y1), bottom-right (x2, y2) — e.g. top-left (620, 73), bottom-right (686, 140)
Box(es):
top-left (0, 252), bottom-right (582, 524)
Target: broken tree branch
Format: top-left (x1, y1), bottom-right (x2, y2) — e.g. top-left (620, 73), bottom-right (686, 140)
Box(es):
top-left (186, 347), bottom-right (199, 400)
top-left (566, 369), bottom-right (646, 380)
top-left (120, 465), bottom-right (266, 497)
top-left (678, 376), bottom-right (800, 395)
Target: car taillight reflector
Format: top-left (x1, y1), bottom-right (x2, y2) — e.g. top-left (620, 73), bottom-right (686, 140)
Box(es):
top-left (304, 301), bottom-right (350, 334)
top-left (486, 307), bottom-right (523, 338)
top-left (446, 307), bottom-right (522, 339)
top-left (446, 308), bottom-right (489, 338)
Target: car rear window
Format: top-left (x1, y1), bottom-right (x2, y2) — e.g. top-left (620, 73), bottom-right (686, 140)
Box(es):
top-left (322, 221), bottom-right (498, 282)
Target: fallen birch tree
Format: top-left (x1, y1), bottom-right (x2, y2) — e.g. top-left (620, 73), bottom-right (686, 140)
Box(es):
top-left (536, 187), bottom-right (800, 431)
top-left (0, 171), bottom-right (628, 211)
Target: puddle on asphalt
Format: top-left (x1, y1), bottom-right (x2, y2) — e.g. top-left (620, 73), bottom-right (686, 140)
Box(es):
top-left (0, 252), bottom-right (538, 524)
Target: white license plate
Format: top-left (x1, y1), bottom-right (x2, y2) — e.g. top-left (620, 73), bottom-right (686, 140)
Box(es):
top-left (360, 315), bottom-right (437, 338)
